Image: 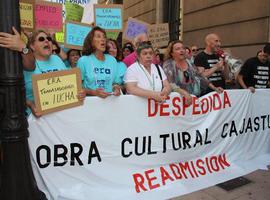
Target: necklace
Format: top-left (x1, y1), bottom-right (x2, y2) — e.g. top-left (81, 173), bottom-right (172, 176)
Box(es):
top-left (138, 62), bottom-right (155, 91)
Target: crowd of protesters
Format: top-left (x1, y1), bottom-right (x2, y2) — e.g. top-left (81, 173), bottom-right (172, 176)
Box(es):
top-left (0, 26), bottom-right (270, 118)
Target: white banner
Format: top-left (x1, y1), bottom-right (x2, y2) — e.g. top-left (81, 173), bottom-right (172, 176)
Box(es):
top-left (28, 90), bottom-right (270, 200)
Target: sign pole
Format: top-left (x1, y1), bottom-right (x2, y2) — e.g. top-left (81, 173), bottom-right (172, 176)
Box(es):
top-left (0, 1), bottom-right (47, 199)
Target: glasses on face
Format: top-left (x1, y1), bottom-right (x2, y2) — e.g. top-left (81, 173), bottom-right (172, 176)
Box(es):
top-left (52, 49), bottom-right (60, 54)
top-left (183, 71), bottom-right (190, 83)
top-left (38, 36), bottom-right (52, 42)
top-left (192, 49), bottom-right (198, 52)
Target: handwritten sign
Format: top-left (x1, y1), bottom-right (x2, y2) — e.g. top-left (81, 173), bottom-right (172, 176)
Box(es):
top-left (106, 31), bottom-right (119, 40)
top-left (20, 0), bottom-right (35, 31)
top-left (55, 32), bottom-right (65, 44)
top-left (94, 4), bottom-right (123, 31)
top-left (65, 2), bottom-right (84, 22)
top-left (32, 68), bottom-right (82, 115)
top-left (64, 21), bottom-right (92, 50)
top-left (148, 23), bottom-right (170, 48)
top-left (35, 1), bottom-right (63, 32)
top-left (123, 17), bottom-right (149, 41)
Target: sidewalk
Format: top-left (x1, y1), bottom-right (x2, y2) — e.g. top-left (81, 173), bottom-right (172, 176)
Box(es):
top-left (172, 166), bottom-right (270, 200)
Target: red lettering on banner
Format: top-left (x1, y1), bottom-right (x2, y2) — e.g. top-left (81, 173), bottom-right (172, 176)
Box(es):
top-left (133, 173), bottom-right (147, 193)
top-left (192, 97), bottom-right (200, 115)
top-left (145, 169), bottom-right (160, 190)
top-left (147, 91), bottom-right (232, 117)
top-left (132, 154), bottom-right (231, 193)
top-left (160, 102), bottom-right (170, 116)
top-left (172, 97), bottom-right (181, 115)
top-left (160, 166), bottom-right (174, 185)
top-left (223, 91), bottom-right (231, 108)
top-left (148, 99), bottom-right (158, 117)
top-left (169, 163), bottom-right (182, 179)
top-left (196, 159), bottom-right (206, 175)
top-left (213, 94), bottom-right (222, 110)
top-left (201, 97), bottom-right (209, 114)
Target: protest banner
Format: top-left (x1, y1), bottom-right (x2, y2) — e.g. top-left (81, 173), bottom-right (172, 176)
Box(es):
top-left (19, 0), bottom-right (35, 31)
top-left (64, 21), bottom-right (92, 50)
top-left (123, 17), bottom-right (149, 41)
top-left (65, 2), bottom-right (84, 22)
top-left (32, 68), bottom-right (82, 115)
top-left (94, 4), bottom-right (123, 31)
top-left (148, 23), bottom-right (170, 48)
top-left (28, 90), bottom-right (270, 200)
top-left (35, 1), bottom-right (63, 32)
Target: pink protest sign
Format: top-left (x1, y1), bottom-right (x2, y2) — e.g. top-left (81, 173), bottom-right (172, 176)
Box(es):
top-left (35, 1), bottom-right (63, 32)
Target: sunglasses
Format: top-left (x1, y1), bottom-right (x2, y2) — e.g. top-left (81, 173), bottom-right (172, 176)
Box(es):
top-left (192, 49), bottom-right (198, 52)
top-left (183, 71), bottom-right (190, 83)
top-left (52, 49), bottom-right (60, 54)
top-left (38, 36), bottom-right (52, 42)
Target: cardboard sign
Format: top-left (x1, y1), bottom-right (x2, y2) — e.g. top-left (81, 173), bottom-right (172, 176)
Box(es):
top-left (65, 2), bottom-right (84, 22)
top-left (32, 68), bottom-right (82, 115)
top-left (106, 31), bottom-right (119, 40)
top-left (64, 21), bottom-right (92, 50)
top-left (35, 1), bottom-right (63, 32)
top-left (94, 4), bottom-right (123, 31)
top-left (123, 17), bottom-right (149, 41)
top-left (148, 23), bottom-right (170, 48)
top-left (19, 0), bottom-right (35, 31)
top-left (55, 32), bottom-right (64, 44)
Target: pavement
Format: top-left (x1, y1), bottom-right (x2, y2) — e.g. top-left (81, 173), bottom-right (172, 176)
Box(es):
top-left (172, 166), bottom-right (270, 200)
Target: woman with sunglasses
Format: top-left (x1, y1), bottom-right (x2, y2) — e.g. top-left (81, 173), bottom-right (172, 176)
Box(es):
top-left (24, 30), bottom-right (85, 117)
top-left (163, 40), bottom-right (223, 103)
top-left (77, 26), bottom-right (121, 98)
top-left (125, 41), bottom-right (171, 103)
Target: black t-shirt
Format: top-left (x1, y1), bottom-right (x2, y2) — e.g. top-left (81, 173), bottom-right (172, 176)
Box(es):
top-left (239, 57), bottom-right (270, 88)
top-left (194, 51), bottom-right (225, 88)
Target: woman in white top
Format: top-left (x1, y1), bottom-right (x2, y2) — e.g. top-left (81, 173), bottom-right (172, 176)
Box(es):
top-left (125, 41), bottom-right (171, 102)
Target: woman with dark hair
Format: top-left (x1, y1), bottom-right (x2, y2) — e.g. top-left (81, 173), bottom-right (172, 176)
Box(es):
top-left (163, 40), bottom-right (223, 103)
top-left (125, 41), bottom-right (171, 102)
top-left (24, 30), bottom-right (85, 117)
top-left (106, 39), bottom-right (127, 88)
top-left (67, 49), bottom-right (81, 68)
top-left (77, 26), bottom-right (121, 98)
top-left (122, 42), bottom-right (134, 58)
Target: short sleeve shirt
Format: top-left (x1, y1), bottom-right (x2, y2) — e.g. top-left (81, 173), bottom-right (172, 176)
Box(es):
top-left (77, 54), bottom-right (118, 93)
top-left (194, 51), bottom-right (225, 88)
top-left (124, 62), bottom-right (167, 92)
top-left (239, 57), bottom-right (270, 88)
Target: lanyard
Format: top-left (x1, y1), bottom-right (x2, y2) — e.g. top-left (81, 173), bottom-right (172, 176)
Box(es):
top-left (138, 62), bottom-right (155, 91)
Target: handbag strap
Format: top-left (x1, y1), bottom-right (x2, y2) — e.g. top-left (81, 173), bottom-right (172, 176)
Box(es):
top-left (155, 64), bottom-right (163, 89)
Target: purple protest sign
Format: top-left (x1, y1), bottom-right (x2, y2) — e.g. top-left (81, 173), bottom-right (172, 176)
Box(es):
top-left (123, 17), bottom-right (149, 41)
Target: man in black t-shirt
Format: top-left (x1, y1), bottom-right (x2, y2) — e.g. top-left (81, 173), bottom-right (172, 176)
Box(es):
top-left (194, 33), bottom-right (228, 94)
top-left (237, 47), bottom-right (270, 93)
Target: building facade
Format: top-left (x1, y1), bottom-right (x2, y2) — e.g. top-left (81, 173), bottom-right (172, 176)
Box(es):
top-left (99, 0), bottom-right (270, 60)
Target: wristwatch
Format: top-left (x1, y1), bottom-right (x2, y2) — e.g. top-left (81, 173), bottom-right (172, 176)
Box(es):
top-left (21, 46), bottom-right (29, 55)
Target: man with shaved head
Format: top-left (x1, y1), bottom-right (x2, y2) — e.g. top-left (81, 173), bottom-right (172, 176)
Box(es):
top-left (194, 33), bottom-right (227, 94)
